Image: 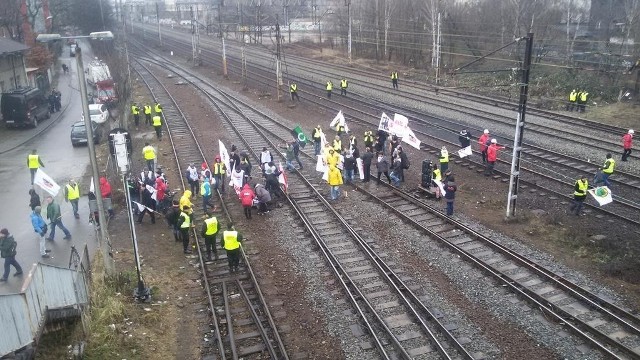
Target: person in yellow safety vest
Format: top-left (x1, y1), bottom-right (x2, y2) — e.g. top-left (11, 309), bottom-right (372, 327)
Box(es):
top-left (142, 142), bottom-right (156, 172)
top-left (201, 213), bottom-right (219, 261)
top-left (364, 131), bottom-right (374, 149)
top-left (340, 78), bottom-right (348, 96)
top-left (144, 104), bottom-right (152, 125)
top-left (594, 153), bottom-right (615, 187)
top-left (64, 179), bottom-right (81, 219)
top-left (27, 149), bottom-right (45, 185)
top-left (131, 103), bottom-right (140, 128)
top-left (152, 115), bottom-right (162, 140)
top-left (578, 91), bottom-right (588, 112)
top-left (290, 82), bottom-right (299, 101)
top-left (178, 205), bottom-right (193, 254)
top-left (439, 146), bottom-right (449, 173)
top-left (221, 222), bottom-right (242, 272)
top-left (349, 134), bottom-right (357, 152)
top-left (567, 89), bottom-right (577, 112)
top-left (212, 156), bottom-right (226, 193)
top-left (569, 176), bottom-right (588, 216)
top-left (326, 80), bottom-right (333, 98)
top-left (154, 102), bottom-right (163, 115)
top-left (312, 125), bottom-right (324, 156)
top-left (332, 135), bottom-right (342, 154)
top-left (391, 71), bottom-right (399, 89)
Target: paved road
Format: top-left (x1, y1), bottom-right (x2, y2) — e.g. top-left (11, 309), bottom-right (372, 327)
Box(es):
top-left (0, 44), bottom-right (102, 294)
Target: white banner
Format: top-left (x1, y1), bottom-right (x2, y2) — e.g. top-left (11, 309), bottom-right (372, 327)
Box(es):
top-left (392, 113), bottom-right (409, 137)
top-left (402, 127), bottom-right (421, 149)
top-left (316, 155), bottom-right (327, 173)
top-left (34, 168), bottom-right (60, 196)
top-left (433, 179), bottom-right (446, 196)
top-left (356, 158), bottom-right (364, 180)
top-left (457, 146), bottom-right (473, 158)
top-left (588, 186), bottom-right (613, 206)
top-left (320, 132), bottom-right (328, 147)
top-left (229, 169), bottom-right (244, 195)
top-left (218, 140), bottom-right (231, 177)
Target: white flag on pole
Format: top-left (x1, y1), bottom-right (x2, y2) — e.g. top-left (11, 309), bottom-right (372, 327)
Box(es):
top-left (392, 113), bottom-right (409, 137)
top-left (588, 186), bottom-right (613, 206)
top-left (433, 179), bottom-right (446, 196)
top-left (33, 168), bottom-right (60, 196)
top-left (402, 127), bottom-right (421, 149)
top-left (378, 112), bottom-right (392, 133)
top-left (278, 162), bottom-right (288, 193)
top-left (330, 110), bottom-right (345, 128)
top-left (218, 140), bottom-right (231, 177)
top-left (457, 146), bottom-right (473, 158)
top-left (316, 155), bottom-right (327, 173)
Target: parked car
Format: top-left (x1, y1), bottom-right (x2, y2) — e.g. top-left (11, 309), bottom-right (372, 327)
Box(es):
top-left (71, 121), bottom-right (101, 147)
top-left (86, 103), bottom-right (109, 124)
top-left (1, 87), bottom-right (51, 128)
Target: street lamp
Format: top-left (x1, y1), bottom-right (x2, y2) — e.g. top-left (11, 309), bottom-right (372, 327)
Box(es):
top-left (36, 31), bottom-right (115, 275)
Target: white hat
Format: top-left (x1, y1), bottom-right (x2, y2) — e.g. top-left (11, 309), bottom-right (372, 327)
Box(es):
top-left (483, 129), bottom-right (489, 134)
top-left (629, 129), bottom-right (635, 134)
top-left (491, 138), bottom-right (497, 144)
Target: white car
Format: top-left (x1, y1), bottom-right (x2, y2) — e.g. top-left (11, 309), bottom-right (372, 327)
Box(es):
top-left (84, 103), bottom-right (109, 124)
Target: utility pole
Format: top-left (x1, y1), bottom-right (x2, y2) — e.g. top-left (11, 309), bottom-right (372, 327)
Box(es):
top-left (506, 33), bottom-right (534, 218)
top-left (347, 0), bottom-right (352, 63)
top-left (435, 12), bottom-right (441, 85)
top-left (375, 0), bottom-right (380, 61)
top-left (142, 7), bottom-right (146, 40)
top-left (218, 0), bottom-right (223, 38)
top-left (275, 18), bottom-right (282, 102)
top-left (191, 6), bottom-right (200, 65)
top-left (222, 37), bottom-right (228, 78)
top-left (157, 2), bottom-right (162, 46)
top-left (257, 0), bottom-right (262, 44)
top-left (130, 5), bottom-right (134, 34)
top-left (241, 46), bottom-right (247, 89)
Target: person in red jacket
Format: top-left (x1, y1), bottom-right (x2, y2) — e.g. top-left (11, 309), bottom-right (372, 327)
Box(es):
top-left (239, 183), bottom-right (256, 219)
top-left (485, 139), bottom-right (505, 176)
top-left (478, 129), bottom-right (490, 163)
top-left (622, 129), bottom-right (634, 162)
top-left (155, 177), bottom-right (167, 212)
top-left (99, 176), bottom-right (114, 217)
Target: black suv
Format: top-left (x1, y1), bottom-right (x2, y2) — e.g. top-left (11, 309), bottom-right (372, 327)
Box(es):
top-left (71, 121), bottom-right (101, 147)
top-left (1, 87), bottom-right (51, 128)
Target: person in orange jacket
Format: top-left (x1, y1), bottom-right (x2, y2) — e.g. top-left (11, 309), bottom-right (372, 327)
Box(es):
top-left (622, 129), bottom-right (634, 161)
top-left (485, 139), bottom-right (505, 176)
top-left (239, 183), bottom-right (256, 219)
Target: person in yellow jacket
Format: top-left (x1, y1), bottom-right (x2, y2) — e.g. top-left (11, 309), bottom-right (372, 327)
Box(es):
top-left (201, 213), bottom-right (219, 261)
top-left (325, 148), bottom-right (339, 168)
top-left (340, 78), bottom-right (348, 96)
top-left (333, 135), bottom-right (342, 154)
top-left (328, 165), bottom-right (343, 200)
top-left (142, 142), bottom-right (156, 172)
top-left (326, 80), bottom-right (333, 98)
top-left (439, 146), bottom-right (449, 173)
top-left (152, 114), bottom-right (162, 140)
top-left (154, 102), bottom-right (163, 115)
top-left (179, 190), bottom-right (193, 211)
top-left (64, 179), bottom-right (81, 219)
top-left (221, 223), bottom-right (243, 272)
top-left (27, 149), bottom-right (45, 185)
top-left (391, 71), bottom-right (399, 89)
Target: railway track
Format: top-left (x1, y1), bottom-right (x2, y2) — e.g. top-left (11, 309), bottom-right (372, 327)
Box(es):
top-left (132, 58), bottom-right (289, 360)
top-left (127, 28), bottom-right (640, 227)
top-left (130, 45), bottom-right (640, 358)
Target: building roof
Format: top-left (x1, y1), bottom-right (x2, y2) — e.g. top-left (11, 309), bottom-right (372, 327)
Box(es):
top-left (0, 37), bottom-right (29, 56)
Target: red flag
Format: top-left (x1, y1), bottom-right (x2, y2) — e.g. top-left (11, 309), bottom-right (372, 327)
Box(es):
top-left (278, 161), bottom-right (288, 193)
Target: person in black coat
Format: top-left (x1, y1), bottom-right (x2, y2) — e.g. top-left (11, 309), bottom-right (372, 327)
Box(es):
top-left (444, 177), bottom-right (457, 216)
top-left (459, 129), bottom-right (472, 148)
top-left (137, 184), bottom-right (156, 224)
top-left (29, 189), bottom-right (41, 211)
top-left (361, 147), bottom-right (374, 182)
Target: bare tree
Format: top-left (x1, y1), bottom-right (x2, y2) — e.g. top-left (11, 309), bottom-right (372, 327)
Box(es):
top-left (0, 0), bottom-right (22, 40)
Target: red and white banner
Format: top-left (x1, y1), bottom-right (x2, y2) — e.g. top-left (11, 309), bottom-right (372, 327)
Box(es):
top-left (402, 127), bottom-right (421, 149)
top-left (278, 162), bottom-right (288, 193)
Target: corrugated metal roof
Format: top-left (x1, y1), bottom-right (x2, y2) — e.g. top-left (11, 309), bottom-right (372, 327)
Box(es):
top-left (0, 37), bottom-right (29, 56)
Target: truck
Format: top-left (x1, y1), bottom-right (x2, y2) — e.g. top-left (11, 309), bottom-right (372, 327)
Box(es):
top-left (86, 59), bottom-right (117, 106)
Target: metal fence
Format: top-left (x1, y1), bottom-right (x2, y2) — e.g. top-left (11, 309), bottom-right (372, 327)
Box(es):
top-left (0, 245), bottom-right (90, 357)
